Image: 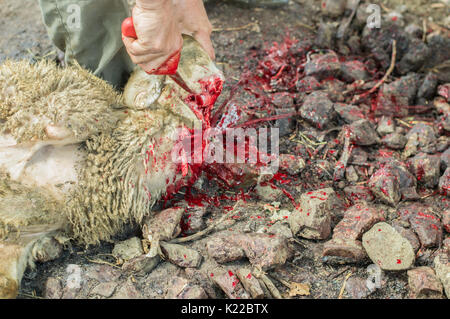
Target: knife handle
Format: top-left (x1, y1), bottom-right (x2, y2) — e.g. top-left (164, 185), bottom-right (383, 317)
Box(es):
top-left (121, 17), bottom-right (181, 75)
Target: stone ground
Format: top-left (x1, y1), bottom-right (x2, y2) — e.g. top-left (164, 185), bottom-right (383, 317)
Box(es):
top-left (1, 0), bottom-right (449, 299)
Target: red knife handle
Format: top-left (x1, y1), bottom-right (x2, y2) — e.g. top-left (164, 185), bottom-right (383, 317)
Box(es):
top-left (121, 17), bottom-right (180, 75)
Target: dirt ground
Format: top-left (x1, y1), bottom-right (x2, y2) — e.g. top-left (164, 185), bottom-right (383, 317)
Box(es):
top-left (1, 0), bottom-right (449, 299)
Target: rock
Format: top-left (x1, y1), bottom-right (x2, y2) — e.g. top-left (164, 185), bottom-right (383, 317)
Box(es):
top-left (300, 91), bottom-right (336, 129)
top-left (362, 222), bottom-right (415, 270)
top-left (289, 188), bottom-right (339, 240)
top-left (212, 269), bottom-right (251, 299)
top-left (397, 39), bottom-right (431, 74)
top-left (443, 210), bottom-right (450, 233)
top-left (344, 186), bottom-right (375, 204)
top-left (397, 203), bottom-right (443, 248)
top-left (122, 254), bottom-right (160, 276)
top-left (433, 253), bottom-right (450, 298)
top-left (304, 52), bottom-right (341, 80)
top-left (32, 237), bottom-right (63, 263)
top-left (166, 276), bottom-right (208, 299)
top-left (85, 264), bottom-right (121, 283)
top-left (442, 148), bottom-right (450, 170)
top-left (340, 60), bottom-right (370, 83)
top-left (332, 203), bottom-right (386, 241)
top-left (267, 222), bottom-right (293, 239)
top-left (438, 83), bottom-right (450, 102)
top-left (368, 167), bottom-right (401, 206)
top-left (143, 207), bottom-right (184, 241)
top-left (400, 187), bottom-right (420, 201)
top-left (315, 21), bottom-right (337, 49)
top-left (440, 168), bottom-right (450, 196)
top-left (346, 165), bottom-right (359, 182)
top-left (274, 107), bottom-right (296, 137)
top-left (206, 233), bottom-right (246, 263)
top-left (160, 242), bottom-right (202, 268)
top-left (112, 281), bottom-right (143, 299)
top-left (345, 277), bottom-right (370, 299)
top-left (270, 92), bottom-right (294, 108)
top-left (239, 233), bottom-right (291, 270)
top-left (418, 73), bottom-right (438, 100)
top-left (334, 103), bottom-right (365, 123)
top-left (112, 237), bottom-right (144, 262)
top-left (377, 116), bottom-right (395, 136)
top-left (236, 268), bottom-right (264, 299)
top-left (391, 222), bottom-right (420, 253)
top-left (91, 282), bottom-right (118, 298)
top-left (407, 153), bottom-right (441, 187)
top-left (207, 231), bottom-right (290, 270)
top-left (382, 133), bottom-right (407, 150)
top-left (181, 205), bottom-right (208, 235)
top-left (297, 76), bottom-right (322, 92)
top-left (255, 183), bottom-right (283, 202)
top-left (348, 119), bottom-right (380, 146)
top-left (376, 74), bottom-right (421, 117)
top-left (279, 154), bottom-right (305, 175)
top-left (407, 267), bottom-right (444, 299)
top-left (403, 123), bottom-right (436, 158)
top-left (321, 78), bottom-right (346, 102)
top-left (384, 159), bottom-right (417, 189)
top-left (44, 277), bottom-right (63, 299)
top-left (321, 0), bottom-right (346, 17)
top-left (405, 24), bottom-right (423, 39)
top-left (323, 237), bottom-right (367, 263)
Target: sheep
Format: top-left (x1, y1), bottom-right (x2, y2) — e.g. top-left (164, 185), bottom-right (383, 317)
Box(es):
top-left (0, 35), bottom-right (224, 298)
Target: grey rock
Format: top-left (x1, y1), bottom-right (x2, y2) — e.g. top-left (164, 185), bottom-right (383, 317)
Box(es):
top-left (362, 222), bottom-right (415, 270)
top-left (300, 91), bottom-right (336, 129)
top-left (160, 242), bottom-right (202, 268)
top-left (112, 237), bottom-right (144, 261)
top-left (91, 282), bottom-right (118, 298)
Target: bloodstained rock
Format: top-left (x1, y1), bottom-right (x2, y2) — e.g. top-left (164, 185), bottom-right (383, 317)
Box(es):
top-left (181, 205), bottom-right (208, 235)
top-left (375, 74), bottom-right (421, 117)
top-left (235, 268), bottom-right (264, 299)
top-left (443, 210), bottom-right (450, 233)
top-left (397, 204), bottom-right (443, 248)
top-left (348, 119), bottom-right (380, 146)
top-left (274, 107), bottom-right (296, 137)
top-left (160, 242), bottom-right (202, 268)
top-left (297, 76), bottom-right (322, 92)
top-left (334, 103), bottom-right (365, 123)
top-left (289, 188), bottom-right (340, 240)
top-left (323, 203), bottom-right (385, 264)
top-left (340, 60), bottom-right (370, 83)
top-left (368, 167), bottom-right (401, 206)
top-left (407, 267), bottom-right (444, 299)
top-left (376, 116), bottom-right (395, 136)
top-left (143, 207), bottom-right (184, 242)
top-left (211, 270), bottom-right (251, 299)
top-left (279, 154), bottom-right (305, 175)
top-left (332, 203), bottom-right (386, 241)
top-left (439, 168), bottom-right (450, 197)
top-left (344, 186), bottom-right (375, 204)
top-left (362, 222), bottom-right (415, 270)
top-left (300, 91), bottom-right (336, 129)
top-left (407, 153), bottom-right (441, 188)
top-left (255, 183), bottom-right (283, 202)
top-left (304, 52), bottom-right (341, 81)
top-left (438, 84), bottom-right (450, 102)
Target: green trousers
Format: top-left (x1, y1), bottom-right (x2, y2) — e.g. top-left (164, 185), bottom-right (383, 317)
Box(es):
top-left (38, 0), bottom-right (135, 88)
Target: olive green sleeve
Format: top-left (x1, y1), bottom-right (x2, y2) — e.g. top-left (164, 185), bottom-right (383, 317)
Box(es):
top-left (38, 0), bottom-right (135, 88)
